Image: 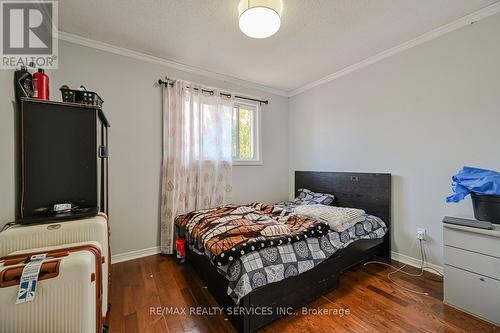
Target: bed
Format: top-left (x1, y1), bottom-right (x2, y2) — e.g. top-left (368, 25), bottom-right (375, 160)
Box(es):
top-left (180, 171), bottom-right (391, 333)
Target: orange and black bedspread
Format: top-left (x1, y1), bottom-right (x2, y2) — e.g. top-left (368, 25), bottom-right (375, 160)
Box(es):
top-left (174, 203), bottom-right (329, 266)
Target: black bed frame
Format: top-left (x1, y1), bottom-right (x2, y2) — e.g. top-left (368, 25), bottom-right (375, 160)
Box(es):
top-left (186, 171), bottom-right (392, 333)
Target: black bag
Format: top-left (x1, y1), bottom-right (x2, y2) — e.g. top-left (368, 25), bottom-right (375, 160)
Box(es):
top-left (472, 193), bottom-right (500, 224)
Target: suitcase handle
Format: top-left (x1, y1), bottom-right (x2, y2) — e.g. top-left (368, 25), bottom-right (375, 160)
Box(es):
top-left (2, 251), bottom-right (69, 267)
top-left (0, 260), bottom-right (60, 288)
top-left (2, 244), bottom-right (104, 333)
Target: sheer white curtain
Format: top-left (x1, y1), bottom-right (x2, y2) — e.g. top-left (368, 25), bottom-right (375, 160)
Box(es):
top-left (160, 81), bottom-right (233, 254)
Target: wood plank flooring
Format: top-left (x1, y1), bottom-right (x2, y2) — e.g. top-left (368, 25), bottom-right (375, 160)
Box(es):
top-left (107, 254), bottom-right (499, 333)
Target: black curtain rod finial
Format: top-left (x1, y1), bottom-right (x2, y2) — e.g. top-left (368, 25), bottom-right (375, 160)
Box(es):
top-left (158, 79), bottom-right (171, 86)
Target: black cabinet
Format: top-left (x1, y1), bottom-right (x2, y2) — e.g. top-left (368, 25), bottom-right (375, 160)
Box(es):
top-left (17, 98), bottom-right (109, 224)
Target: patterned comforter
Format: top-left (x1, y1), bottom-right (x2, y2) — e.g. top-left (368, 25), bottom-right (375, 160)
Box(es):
top-left (175, 203), bottom-right (329, 266)
top-left (216, 214), bottom-right (387, 303)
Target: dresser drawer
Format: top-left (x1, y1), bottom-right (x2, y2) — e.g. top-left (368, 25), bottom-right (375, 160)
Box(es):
top-left (444, 265), bottom-right (500, 325)
top-left (444, 245), bottom-right (500, 280)
top-left (443, 227), bottom-right (500, 258)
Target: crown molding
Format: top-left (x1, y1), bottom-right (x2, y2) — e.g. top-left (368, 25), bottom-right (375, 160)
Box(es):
top-left (58, 2), bottom-right (500, 99)
top-left (289, 2), bottom-right (500, 96)
top-left (58, 31), bottom-right (289, 97)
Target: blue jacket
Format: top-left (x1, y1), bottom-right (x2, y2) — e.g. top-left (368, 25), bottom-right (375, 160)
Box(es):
top-left (447, 167), bottom-right (500, 202)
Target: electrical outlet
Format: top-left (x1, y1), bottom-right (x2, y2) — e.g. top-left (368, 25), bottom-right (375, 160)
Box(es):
top-left (417, 228), bottom-right (426, 240)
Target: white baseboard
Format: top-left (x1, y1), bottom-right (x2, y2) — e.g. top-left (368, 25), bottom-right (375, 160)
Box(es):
top-left (111, 246), bottom-right (161, 264)
top-left (109, 246), bottom-right (444, 276)
top-left (391, 251), bottom-right (443, 275)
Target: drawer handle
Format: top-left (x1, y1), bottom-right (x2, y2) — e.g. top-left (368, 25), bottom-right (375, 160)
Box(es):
top-left (479, 277), bottom-right (485, 282)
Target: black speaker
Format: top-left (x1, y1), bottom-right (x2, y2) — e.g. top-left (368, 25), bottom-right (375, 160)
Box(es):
top-left (17, 98), bottom-right (109, 224)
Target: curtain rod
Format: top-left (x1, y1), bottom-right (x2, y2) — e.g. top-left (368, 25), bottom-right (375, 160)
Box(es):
top-left (157, 79), bottom-right (269, 105)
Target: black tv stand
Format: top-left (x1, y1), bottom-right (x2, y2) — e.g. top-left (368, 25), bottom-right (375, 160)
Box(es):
top-left (17, 207), bottom-right (99, 225)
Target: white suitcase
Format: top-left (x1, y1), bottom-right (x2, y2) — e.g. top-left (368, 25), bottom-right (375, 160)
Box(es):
top-left (0, 214), bottom-right (110, 320)
top-left (0, 241), bottom-right (103, 333)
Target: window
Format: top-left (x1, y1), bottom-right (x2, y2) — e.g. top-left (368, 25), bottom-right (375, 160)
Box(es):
top-left (232, 102), bottom-right (262, 165)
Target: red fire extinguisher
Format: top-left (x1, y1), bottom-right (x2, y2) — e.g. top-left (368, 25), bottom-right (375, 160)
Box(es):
top-left (176, 238), bottom-right (187, 262)
top-left (32, 68), bottom-right (49, 100)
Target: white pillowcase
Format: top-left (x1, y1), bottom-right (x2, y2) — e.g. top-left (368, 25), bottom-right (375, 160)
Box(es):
top-left (293, 204), bottom-right (365, 232)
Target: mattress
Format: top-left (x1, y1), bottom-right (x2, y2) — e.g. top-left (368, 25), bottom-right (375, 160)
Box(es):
top-left (181, 214), bottom-right (387, 303)
top-left (175, 203), bottom-right (329, 266)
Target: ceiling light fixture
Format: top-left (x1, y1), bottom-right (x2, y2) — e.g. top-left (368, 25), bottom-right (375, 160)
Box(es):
top-left (238, 0), bottom-right (283, 39)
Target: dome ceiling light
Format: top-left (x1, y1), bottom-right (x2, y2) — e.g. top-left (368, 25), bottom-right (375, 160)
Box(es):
top-left (238, 0), bottom-right (283, 39)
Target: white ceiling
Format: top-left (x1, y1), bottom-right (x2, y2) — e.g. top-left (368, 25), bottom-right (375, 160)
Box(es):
top-left (59, 0), bottom-right (498, 93)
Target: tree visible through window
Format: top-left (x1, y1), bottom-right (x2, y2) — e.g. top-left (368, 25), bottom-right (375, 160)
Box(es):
top-left (232, 103), bottom-right (259, 163)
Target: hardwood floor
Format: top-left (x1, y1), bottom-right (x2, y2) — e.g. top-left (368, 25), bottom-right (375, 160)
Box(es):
top-left (107, 254), bottom-right (499, 333)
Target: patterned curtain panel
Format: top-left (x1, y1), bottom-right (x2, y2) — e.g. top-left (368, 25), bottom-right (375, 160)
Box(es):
top-left (160, 81), bottom-right (233, 254)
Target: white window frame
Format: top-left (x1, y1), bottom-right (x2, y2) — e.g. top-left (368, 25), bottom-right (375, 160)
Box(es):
top-left (232, 101), bottom-right (262, 166)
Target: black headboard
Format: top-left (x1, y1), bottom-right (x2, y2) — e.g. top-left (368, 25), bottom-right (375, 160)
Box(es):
top-left (295, 171), bottom-right (392, 228)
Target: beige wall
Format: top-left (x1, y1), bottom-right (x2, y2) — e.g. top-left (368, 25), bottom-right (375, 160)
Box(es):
top-left (0, 68), bottom-right (16, 230)
top-left (289, 13), bottom-right (500, 266)
top-left (2, 13), bottom-right (499, 265)
top-left (0, 40), bottom-right (290, 255)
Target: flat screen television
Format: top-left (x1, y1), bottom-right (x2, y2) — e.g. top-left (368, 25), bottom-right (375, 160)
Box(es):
top-left (18, 99), bottom-right (104, 223)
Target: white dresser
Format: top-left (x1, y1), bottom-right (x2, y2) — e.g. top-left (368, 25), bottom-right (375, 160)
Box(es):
top-left (443, 220), bottom-right (500, 326)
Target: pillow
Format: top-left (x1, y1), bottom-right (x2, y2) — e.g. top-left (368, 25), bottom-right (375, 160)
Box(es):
top-left (274, 189), bottom-right (335, 212)
top-left (292, 189), bottom-right (335, 206)
top-left (294, 204), bottom-right (365, 232)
